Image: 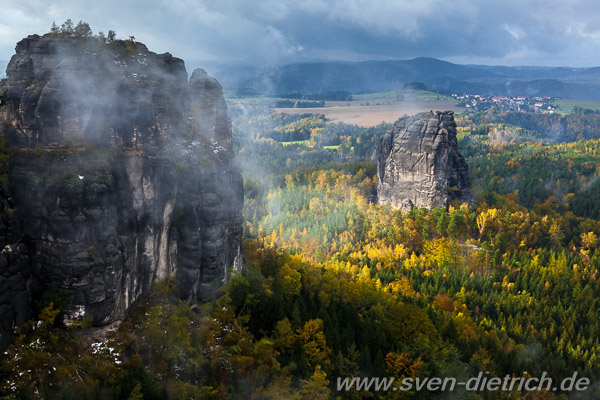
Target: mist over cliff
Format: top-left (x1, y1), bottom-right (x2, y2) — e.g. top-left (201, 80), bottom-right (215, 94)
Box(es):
top-left (0, 32), bottom-right (243, 350)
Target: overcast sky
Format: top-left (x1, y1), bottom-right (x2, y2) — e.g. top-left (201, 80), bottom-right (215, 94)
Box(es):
top-left (2, 0), bottom-right (600, 70)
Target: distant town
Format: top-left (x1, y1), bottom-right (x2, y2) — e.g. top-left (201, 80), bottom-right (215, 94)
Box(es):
top-left (452, 94), bottom-right (558, 113)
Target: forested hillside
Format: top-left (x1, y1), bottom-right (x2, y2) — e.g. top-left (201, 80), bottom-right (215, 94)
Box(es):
top-left (3, 106), bottom-right (600, 399)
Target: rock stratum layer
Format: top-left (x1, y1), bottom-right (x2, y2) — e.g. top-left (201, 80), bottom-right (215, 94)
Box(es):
top-left (377, 111), bottom-right (473, 210)
top-left (0, 34), bottom-right (243, 350)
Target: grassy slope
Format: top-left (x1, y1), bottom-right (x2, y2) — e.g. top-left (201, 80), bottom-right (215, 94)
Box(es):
top-left (552, 99), bottom-right (600, 115)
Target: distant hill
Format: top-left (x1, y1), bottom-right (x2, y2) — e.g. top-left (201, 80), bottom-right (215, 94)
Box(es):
top-left (0, 60), bottom-right (6, 79)
top-left (206, 57), bottom-right (600, 99)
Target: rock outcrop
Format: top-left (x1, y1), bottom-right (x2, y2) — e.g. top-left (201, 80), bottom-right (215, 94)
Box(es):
top-left (0, 34), bottom-right (243, 350)
top-left (376, 111), bottom-right (472, 211)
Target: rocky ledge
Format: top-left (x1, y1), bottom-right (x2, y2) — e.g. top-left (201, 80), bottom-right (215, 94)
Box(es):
top-left (376, 111), bottom-right (473, 211)
top-left (0, 34), bottom-right (243, 350)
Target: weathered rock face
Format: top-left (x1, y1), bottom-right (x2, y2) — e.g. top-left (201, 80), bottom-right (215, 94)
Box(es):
top-left (0, 177), bottom-right (31, 351)
top-left (376, 111), bottom-right (472, 211)
top-left (0, 34), bottom-right (243, 349)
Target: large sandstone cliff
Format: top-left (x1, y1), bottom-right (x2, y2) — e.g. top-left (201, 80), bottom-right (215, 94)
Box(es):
top-left (376, 111), bottom-right (472, 210)
top-left (0, 34), bottom-right (243, 350)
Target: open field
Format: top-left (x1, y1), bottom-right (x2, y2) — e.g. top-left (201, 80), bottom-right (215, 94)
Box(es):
top-left (352, 89), bottom-right (452, 101)
top-left (552, 99), bottom-right (600, 115)
top-left (351, 90), bottom-right (396, 100)
top-left (229, 89), bottom-right (459, 127)
top-left (275, 99), bottom-right (461, 127)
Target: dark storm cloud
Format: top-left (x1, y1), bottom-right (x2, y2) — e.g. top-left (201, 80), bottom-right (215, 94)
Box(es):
top-left (1, 0), bottom-right (600, 68)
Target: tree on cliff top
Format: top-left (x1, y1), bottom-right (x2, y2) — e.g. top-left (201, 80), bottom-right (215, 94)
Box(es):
top-left (49, 20), bottom-right (95, 38)
top-left (73, 20), bottom-right (92, 37)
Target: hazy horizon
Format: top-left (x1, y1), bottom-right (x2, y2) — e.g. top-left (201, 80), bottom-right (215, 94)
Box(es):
top-left (2, 54), bottom-right (597, 83)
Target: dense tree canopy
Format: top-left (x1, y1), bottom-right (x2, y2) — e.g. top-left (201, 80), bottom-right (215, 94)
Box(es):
top-left (3, 106), bottom-right (600, 399)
